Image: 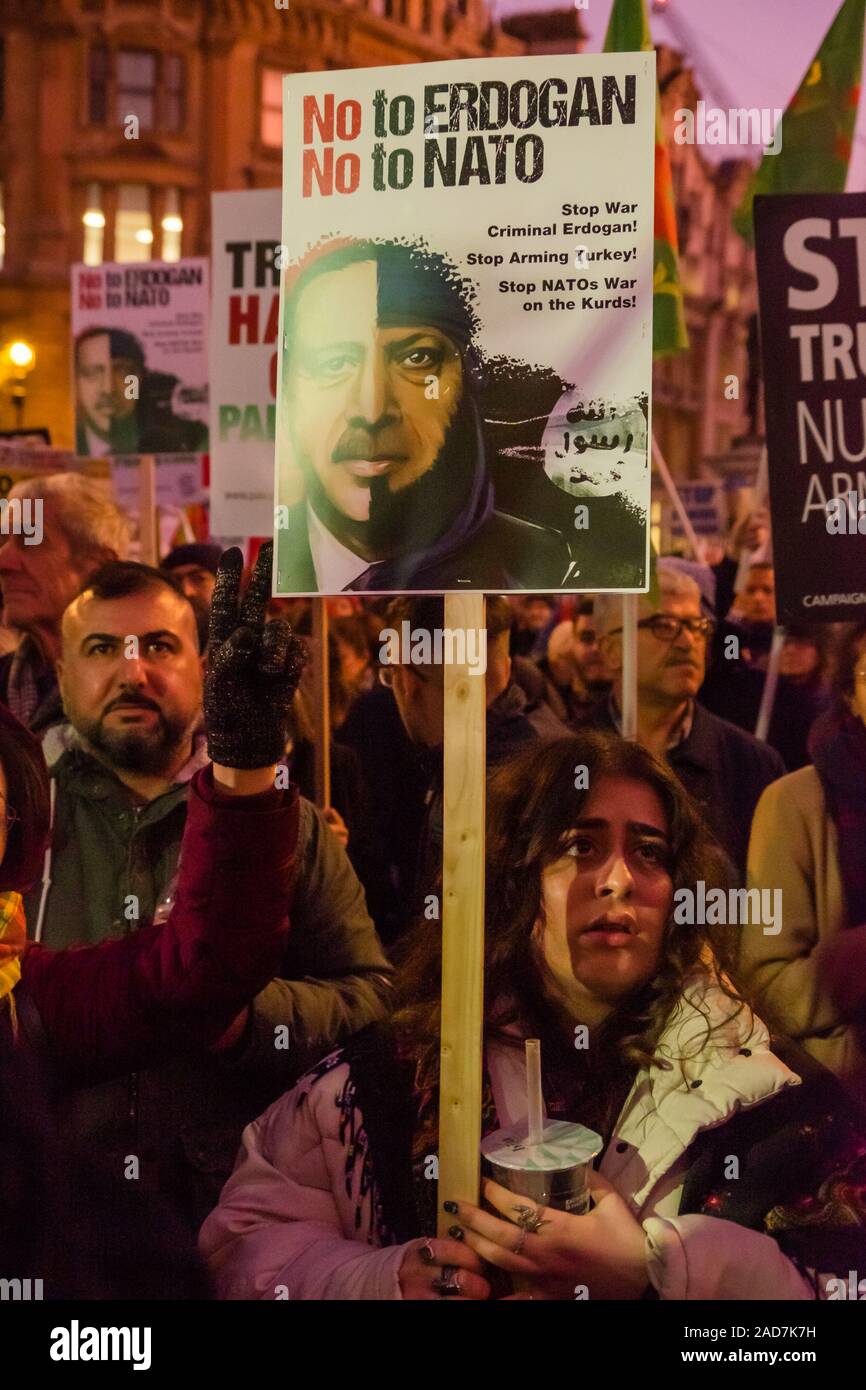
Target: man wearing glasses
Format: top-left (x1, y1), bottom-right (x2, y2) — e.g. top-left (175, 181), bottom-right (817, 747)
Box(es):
top-left (591, 561), bottom-right (784, 880)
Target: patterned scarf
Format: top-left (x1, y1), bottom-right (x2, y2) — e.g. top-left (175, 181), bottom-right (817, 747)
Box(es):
top-left (0, 891), bottom-right (25, 1038)
top-left (6, 639), bottom-right (40, 727)
top-left (809, 706), bottom-right (866, 928)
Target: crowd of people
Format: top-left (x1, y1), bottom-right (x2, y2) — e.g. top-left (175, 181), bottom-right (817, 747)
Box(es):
top-left (1, 470), bottom-right (865, 1300)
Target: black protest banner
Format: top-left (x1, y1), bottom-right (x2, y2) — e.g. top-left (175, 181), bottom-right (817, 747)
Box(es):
top-left (755, 192), bottom-right (866, 624)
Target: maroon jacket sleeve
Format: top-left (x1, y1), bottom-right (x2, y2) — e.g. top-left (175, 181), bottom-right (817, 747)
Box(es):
top-left (19, 765), bottom-right (300, 1081)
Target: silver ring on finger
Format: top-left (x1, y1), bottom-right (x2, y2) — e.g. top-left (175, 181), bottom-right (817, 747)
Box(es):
top-left (432, 1266), bottom-right (462, 1297)
top-left (512, 1202), bottom-right (549, 1235)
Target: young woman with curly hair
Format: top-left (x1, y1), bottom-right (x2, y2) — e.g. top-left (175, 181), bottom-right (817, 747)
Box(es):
top-left (202, 732), bottom-right (866, 1301)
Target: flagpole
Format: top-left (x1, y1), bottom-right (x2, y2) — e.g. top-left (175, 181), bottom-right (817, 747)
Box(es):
top-left (652, 435), bottom-right (707, 563)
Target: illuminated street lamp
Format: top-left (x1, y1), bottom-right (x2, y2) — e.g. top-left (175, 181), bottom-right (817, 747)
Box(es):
top-left (2, 339), bottom-right (36, 428)
top-left (8, 340), bottom-right (34, 370)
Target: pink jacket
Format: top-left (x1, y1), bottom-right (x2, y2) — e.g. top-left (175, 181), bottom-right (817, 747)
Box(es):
top-left (200, 981), bottom-right (823, 1301)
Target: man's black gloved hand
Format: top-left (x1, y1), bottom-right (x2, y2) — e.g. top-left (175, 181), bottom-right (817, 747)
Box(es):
top-left (204, 542), bottom-right (307, 770)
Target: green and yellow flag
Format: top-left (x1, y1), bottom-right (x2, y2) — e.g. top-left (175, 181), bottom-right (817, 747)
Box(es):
top-left (604, 0), bottom-right (689, 357)
top-left (734, 0), bottom-right (866, 243)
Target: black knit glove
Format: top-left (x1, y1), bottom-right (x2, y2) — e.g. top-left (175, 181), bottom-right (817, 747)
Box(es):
top-left (204, 542), bottom-right (307, 769)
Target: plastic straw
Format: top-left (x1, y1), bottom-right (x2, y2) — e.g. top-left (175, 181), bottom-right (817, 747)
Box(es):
top-left (526, 1038), bottom-right (544, 1146)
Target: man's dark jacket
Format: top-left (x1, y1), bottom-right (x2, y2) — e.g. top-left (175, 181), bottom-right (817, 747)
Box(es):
top-left (337, 683), bottom-right (430, 945)
top-left (589, 700), bottom-right (785, 881)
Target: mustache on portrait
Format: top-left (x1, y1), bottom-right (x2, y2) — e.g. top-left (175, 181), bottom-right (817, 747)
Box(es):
top-left (331, 428), bottom-right (408, 464)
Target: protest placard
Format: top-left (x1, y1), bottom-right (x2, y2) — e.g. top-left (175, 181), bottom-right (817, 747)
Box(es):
top-left (755, 192), bottom-right (866, 623)
top-left (0, 444), bottom-right (79, 494)
top-left (273, 54), bottom-right (655, 595)
top-left (108, 452), bottom-right (209, 562)
top-left (668, 481), bottom-right (722, 540)
top-left (108, 452), bottom-right (207, 516)
top-left (209, 189), bottom-right (282, 537)
top-left (71, 259), bottom-right (209, 460)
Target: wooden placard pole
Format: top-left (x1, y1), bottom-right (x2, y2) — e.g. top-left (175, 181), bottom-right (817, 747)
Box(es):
top-left (311, 597), bottom-right (331, 809)
top-left (621, 593), bottom-right (639, 741)
top-left (137, 454), bottom-right (159, 566)
top-left (437, 590), bottom-right (486, 1235)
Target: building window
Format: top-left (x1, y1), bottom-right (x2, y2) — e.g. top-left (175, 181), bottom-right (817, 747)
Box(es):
top-left (89, 48), bottom-right (185, 132)
top-left (117, 50), bottom-right (157, 129)
top-left (261, 68), bottom-right (284, 148)
top-left (116, 183), bottom-right (153, 262)
top-left (81, 184), bottom-right (181, 264)
top-left (160, 187), bottom-right (183, 261)
top-left (82, 182), bottom-right (106, 266)
top-left (89, 44), bottom-right (109, 125)
top-left (163, 54), bottom-right (184, 132)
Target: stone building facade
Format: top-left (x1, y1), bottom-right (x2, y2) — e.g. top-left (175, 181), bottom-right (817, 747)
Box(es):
top-left (654, 46), bottom-right (760, 484)
top-left (0, 0), bottom-right (518, 442)
top-left (0, 1), bottom-right (760, 488)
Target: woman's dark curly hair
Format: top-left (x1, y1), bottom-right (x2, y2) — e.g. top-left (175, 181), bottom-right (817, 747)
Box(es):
top-left (393, 732), bottom-right (754, 1131)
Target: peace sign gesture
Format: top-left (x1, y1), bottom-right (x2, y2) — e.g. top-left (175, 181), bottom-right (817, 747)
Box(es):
top-left (204, 542), bottom-right (307, 771)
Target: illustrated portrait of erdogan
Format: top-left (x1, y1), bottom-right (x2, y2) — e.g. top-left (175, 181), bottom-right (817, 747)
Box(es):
top-left (274, 237), bottom-right (573, 596)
